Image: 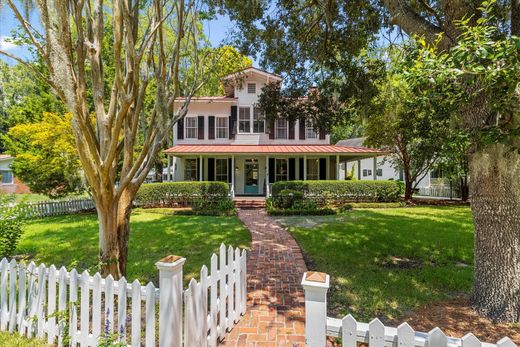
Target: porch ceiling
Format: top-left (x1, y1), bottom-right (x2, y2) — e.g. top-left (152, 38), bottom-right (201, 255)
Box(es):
top-left (164, 144), bottom-right (384, 156)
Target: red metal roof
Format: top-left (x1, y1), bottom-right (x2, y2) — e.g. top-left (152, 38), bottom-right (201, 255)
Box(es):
top-left (164, 145), bottom-right (383, 155)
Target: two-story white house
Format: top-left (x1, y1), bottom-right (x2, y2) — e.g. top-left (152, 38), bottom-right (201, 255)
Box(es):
top-left (164, 67), bottom-right (381, 197)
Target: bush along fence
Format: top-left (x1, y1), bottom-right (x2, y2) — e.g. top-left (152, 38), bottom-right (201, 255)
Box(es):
top-left (0, 243), bottom-right (247, 347)
top-left (301, 272), bottom-right (516, 347)
top-left (135, 182), bottom-right (230, 208)
top-left (7, 198), bottom-right (95, 218)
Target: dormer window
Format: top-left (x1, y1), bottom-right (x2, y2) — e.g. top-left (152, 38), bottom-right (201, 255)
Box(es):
top-left (247, 83), bottom-right (256, 94)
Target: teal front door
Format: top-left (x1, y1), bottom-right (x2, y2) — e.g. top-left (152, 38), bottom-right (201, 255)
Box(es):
top-left (244, 159), bottom-right (259, 195)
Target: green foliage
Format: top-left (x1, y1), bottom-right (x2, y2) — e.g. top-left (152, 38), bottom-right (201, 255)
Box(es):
top-left (346, 163), bottom-right (357, 180)
top-left (135, 181), bottom-right (229, 208)
top-left (271, 180), bottom-right (401, 203)
top-left (339, 201), bottom-right (406, 211)
top-left (191, 197), bottom-right (236, 216)
top-left (266, 197), bottom-right (336, 216)
top-left (0, 194), bottom-right (27, 258)
top-left (2, 113), bottom-right (84, 198)
top-left (273, 189), bottom-right (305, 209)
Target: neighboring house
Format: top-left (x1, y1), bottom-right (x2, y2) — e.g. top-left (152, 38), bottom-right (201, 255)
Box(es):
top-left (337, 137), bottom-right (454, 196)
top-left (0, 155), bottom-right (31, 194)
top-left (164, 67), bottom-right (381, 196)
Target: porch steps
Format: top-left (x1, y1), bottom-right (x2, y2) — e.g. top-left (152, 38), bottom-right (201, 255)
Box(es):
top-left (233, 197), bottom-right (266, 209)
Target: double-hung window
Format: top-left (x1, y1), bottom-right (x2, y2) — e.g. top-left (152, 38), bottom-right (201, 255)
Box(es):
top-left (0, 170), bottom-right (13, 184)
top-left (275, 158), bottom-right (288, 181)
top-left (185, 159), bottom-right (198, 181)
top-left (307, 159), bottom-right (319, 180)
top-left (253, 107), bottom-right (265, 133)
top-left (215, 159), bottom-right (228, 182)
top-left (185, 116), bottom-right (198, 139)
top-left (239, 107), bottom-right (251, 133)
top-left (275, 119), bottom-right (288, 139)
top-left (216, 117), bottom-right (228, 139)
top-left (305, 123), bottom-right (318, 139)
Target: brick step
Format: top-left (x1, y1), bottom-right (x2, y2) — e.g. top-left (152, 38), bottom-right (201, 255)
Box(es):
top-left (233, 199), bottom-right (266, 209)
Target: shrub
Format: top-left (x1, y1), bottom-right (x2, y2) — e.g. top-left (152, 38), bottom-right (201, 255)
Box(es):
top-left (191, 197), bottom-right (236, 216)
top-left (135, 182), bottom-right (229, 208)
top-left (0, 194), bottom-right (27, 258)
top-left (274, 189), bottom-right (304, 209)
top-left (339, 201), bottom-right (406, 211)
top-left (266, 197), bottom-right (335, 216)
top-left (271, 180), bottom-right (401, 204)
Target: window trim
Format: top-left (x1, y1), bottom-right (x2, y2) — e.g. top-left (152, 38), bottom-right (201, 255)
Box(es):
top-left (0, 170), bottom-right (14, 185)
top-left (215, 158), bottom-right (228, 182)
top-left (184, 158), bottom-right (198, 181)
top-left (215, 116), bottom-right (229, 139)
top-left (275, 158), bottom-right (288, 182)
top-left (238, 107), bottom-right (251, 133)
top-left (184, 116), bottom-right (198, 139)
top-left (305, 123), bottom-right (318, 139)
top-left (275, 119), bottom-right (288, 139)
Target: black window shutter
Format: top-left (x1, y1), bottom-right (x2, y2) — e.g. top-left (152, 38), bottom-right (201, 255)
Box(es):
top-left (319, 128), bottom-right (326, 140)
top-left (228, 158), bottom-right (233, 183)
top-left (177, 119), bottom-right (184, 140)
top-left (198, 116), bottom-right (205, 140)
top-left (208, 158), bottom-right (215, 181)
top-left (230, 106), bottom-right (237, 139)
top-left (299, 158), bottom-right (304, 179)
top-left (289, 158), bottom-right (296, 180)
top-left (269, 120), bottom-right (275, 140)
top-left (208, 116), bottom-right (215, 140)
top-left (319, 158), bottom-right (327, 180)
top-left (288, 121), bottom-right (295, 140)
top-left (269, 158), bottom-right (275, 183)
top-left (299, 119), bottom-right (306, 140)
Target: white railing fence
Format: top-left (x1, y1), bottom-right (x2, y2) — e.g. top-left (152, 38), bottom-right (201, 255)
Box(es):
top-left (10, 198), bottom-right (96, 218)
top-left (0, 243), bottom-right (247, 346)
top-left (301, 272), bottom-right (517, 347)
top-left (418, 186), bottom-right (460, 199)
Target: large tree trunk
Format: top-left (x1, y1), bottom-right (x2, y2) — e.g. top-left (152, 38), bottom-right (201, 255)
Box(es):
top-left (96, 190), bottom-right (134, 279)
top-left (404, 178), bottom-right (414, 201)
top-left (470, 143), bottom-right (520, 322)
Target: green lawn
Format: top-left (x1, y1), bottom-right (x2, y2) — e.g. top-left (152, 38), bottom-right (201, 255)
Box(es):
top-left (277, 206), bottom-right (474, 321)
top-left (17, 209), bottom-right (250, 285)
top-left (0, 332), bottom-right (49, 346)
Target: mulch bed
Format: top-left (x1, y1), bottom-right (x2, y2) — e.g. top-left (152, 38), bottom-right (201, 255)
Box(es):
top-left (325, 298), bottom-right (520, 346)
top-left (407, 198), bottom-right (470, 206)
top-left (392, 298), bottom-right (520, 344)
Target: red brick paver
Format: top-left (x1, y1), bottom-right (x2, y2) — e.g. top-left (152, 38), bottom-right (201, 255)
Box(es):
top-left (220, 209), bottom-right (308, 347)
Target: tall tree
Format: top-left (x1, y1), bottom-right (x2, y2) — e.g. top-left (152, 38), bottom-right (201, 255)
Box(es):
top-left (219, 0), bottom-right (520, 321)
top-left (1, 0), bottom-right (208, 278)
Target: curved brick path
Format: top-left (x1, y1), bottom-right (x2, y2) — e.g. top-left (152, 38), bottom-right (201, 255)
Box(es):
top-left (220, 209), bottom-right (308, 347)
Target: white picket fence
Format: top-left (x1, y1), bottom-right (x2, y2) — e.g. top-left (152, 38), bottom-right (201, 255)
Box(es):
top-left (12, 198), bottom-right (96, 218)
top-left (301, 272), bottom-right (517, 347)
top-left (0, 243), bottom-right (247, 346)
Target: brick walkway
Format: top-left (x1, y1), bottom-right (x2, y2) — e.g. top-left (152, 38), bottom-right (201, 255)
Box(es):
top-left (220, 209), bottom-right (308, 347)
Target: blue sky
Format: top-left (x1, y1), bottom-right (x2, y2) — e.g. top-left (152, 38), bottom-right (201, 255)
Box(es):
top-left (0, 6), bottom-right (249, 63)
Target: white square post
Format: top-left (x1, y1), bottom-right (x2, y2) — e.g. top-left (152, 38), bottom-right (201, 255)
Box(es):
top-left (301, 271), bottom-right (330, 347)
top-left (156, 255), bottom-right (186, 347)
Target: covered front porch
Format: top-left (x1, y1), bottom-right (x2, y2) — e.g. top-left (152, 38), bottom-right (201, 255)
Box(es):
top-left (163, 145), bottom-right (382, 197)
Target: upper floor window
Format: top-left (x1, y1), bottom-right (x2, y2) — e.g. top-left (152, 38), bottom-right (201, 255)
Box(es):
top-left (275, 119), bottom-right (288, 139)
top-left (247, 83), bottom-right (256, 94)
top-left (185, 116), bottom-right (198, 139)
top-left (253, 108), bottom-right (265, 133)
top-left (305, 123), bottom-right (318, 139)
top-left (216, 116), bottom-right (228, 139)
top-left (239, 107), bottom-right (251, 133)
top-left (0, 170), bottom-right (13, 184)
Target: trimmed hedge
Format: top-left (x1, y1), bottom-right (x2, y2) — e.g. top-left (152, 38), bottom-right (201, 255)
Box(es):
top-left (271, 180), bottom-right (401, 203)
top-left (339, 202), bottom-right (406, 211)
top-left (135, 182), bottom-right (229, 208)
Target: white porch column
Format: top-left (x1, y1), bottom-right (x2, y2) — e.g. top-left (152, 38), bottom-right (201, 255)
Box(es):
top-left (199, 155), bottom-right (203, 181)
top-left (266, 155), bottom-right (270, 197)
top-left (303, 155), bottom-right (307, 180)
top-left (373, 157), bottom-right (377, 180)
top-left (336, 155), bottom-right (340, 180)
top-left (357, 159), bottom-right (361, 180)
top-left (301, 271), bottom-right (330, 347)
top-left (156, 255), bottom-right (186, 347)
top-left (231, 155), bottom-right (235, 198)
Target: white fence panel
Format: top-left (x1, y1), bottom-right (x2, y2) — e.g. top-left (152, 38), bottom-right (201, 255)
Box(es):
top-left (6, 198), bottom-right (96, 218)
top-left (0, 243), bottom-right (247, 346)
